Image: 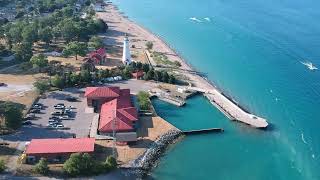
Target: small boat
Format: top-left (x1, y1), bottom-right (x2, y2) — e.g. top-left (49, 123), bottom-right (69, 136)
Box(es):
top-left (301, 61), bottom-right (318, 71)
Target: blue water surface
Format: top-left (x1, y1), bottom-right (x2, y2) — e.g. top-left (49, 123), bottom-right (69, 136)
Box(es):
top-left (110, 0), bottom-right (320, 179)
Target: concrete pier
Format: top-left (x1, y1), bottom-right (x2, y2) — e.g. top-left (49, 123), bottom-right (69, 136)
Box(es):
top-left (189, 87), bottom-right (268, 128)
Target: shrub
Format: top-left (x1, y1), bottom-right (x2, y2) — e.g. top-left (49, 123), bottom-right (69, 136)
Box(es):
top-left (63, 153), bottom-right (97, 177)
top-left (105, 156), bottom-right (117, 169)
top-left (146, 41), bottom-right (153, 50)
top-left (0, 159), bottom-right (6, 173)
top-left (33, 80), bottom-right (50, 94)
top-left (34, 158), bottom-right (49, 175)
top-left (137, 91), bottom-right (151, 110)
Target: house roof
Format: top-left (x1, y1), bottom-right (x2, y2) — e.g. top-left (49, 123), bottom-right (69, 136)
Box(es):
top-left (98, 94), bottom-right (138, 133)
top-left (132, 71), bottom-right (144, 78)
top-left (26, 138), bottom-right (95, 155)
top-left (84, 87), bottom-right (120, 98)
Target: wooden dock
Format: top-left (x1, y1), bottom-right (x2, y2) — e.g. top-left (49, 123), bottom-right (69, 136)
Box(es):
top-left (183, 128), bottom-right (224, 135)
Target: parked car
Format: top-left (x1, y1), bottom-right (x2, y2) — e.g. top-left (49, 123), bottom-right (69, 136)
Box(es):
top-left (48, 119), bottom-right (58, 123)
top-left (0, 83), bottom-right (7, 87)
top-left (30, 109), bottom-right (40, 113)
top-left (54, 103), bottom-right (65, 107)
top-left (22, 121), bottom-right (33, 126)
top-left (64, 109), bottom-right (73, 114)
top-left (66, 97), bottom-right (78, 102)
top-left (56, 124), bottom-right (64, 128)
top-left (24, 113), bottom-right (35, 120)
top-left (54, 105), bottom-right (65, 110)
top-left (32, 103), bottom-right (43, 109)
top-left (49, 116), bottom-right (60, 120)
top-left (47, 124), bottom-right (56, 128)
top-left (51, 111), bottom-right (64, 116)
top-left (58, 115), bottom-right (70, 120)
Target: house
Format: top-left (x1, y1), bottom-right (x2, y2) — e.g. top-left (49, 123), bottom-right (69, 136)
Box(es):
top-left (25, 138), bottom-right (95, 163)
top-left (88, 48), bottom-right (107, 65)
top-left (131, 71), bottom-right (144, 79)
top-left (85, 87), bottom-right (138, 141)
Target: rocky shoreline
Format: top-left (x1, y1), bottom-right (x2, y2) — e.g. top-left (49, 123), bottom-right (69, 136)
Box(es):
top-left (123, 129), bottom-right (183, 178)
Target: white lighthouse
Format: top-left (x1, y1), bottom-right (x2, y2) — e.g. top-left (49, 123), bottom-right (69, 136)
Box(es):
top-left (122, 35), bottom-right (132, 65)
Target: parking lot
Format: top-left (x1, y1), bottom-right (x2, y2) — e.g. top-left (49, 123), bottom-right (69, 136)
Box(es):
top-left (1, 88), bottom-right (96, 142)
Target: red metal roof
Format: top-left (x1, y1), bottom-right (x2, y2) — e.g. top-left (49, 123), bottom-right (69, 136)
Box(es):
top-left (98, 90), bottom-right (138, 133)
top-left (26, 138), bottom-right (95, 155)
top-left (84, 87), bottom-right (120, 98)
top-left (132, 71), bottom-right (144, 78)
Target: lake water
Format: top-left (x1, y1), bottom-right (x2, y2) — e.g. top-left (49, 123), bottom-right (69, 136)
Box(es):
top-left (110, 0), bottom-right (320, 179)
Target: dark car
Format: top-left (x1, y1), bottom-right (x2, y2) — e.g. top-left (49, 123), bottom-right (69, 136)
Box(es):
top-left (0, 83), bottom-right (7, 87)
top-left (22, 121), bottom-right (33, 126)
top-left (30, 109), bottom-right (40, 113)
top-left (66, 97), bottom-right (78, 102)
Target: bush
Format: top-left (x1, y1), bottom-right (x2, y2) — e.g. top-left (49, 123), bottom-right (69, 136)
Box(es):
top-left (33, 80), bottom-right (50, 94)
top-left (34, 158), bottom-right (49, 175)
top-left (137, 91), bottom-right (151, 110)
top-left (63, 153), bottom-right (98, 177)
top-left (0, 159), bottom-right (6, 173)
top-left (146, 41), bottom-right (153, 50)
top-left (105, 156), bottom-right (117, 169)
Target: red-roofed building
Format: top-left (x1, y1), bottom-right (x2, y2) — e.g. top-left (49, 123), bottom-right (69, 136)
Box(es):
top-left (85, 87), bottom-right (139, 141)
top-left (25, 138), bottom-right (95, 163)
top-left (132, 71), bottom-right (144, 79)
top-left (88, 48), bottom-right (107, 65)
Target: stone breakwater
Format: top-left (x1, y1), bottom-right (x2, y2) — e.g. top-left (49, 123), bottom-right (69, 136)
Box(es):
top-left (125, 129), bottom-right (183, 177)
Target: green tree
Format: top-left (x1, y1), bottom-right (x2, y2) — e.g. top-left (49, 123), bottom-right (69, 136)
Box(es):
top-left (0, 159), bottom-right (6, 173)
top-left (136, 62), bottom-right (143, 70)
top-left (30, 54), bottom-right (48, 71)
top-left (70, 72), bottom-right (80, 85)
top-left (137, 91), bottom-right (151, 110)
top-left (63, 153), bottom-right (96, 177)
top-left (38, 27), bottom-right (53, 46)
top-left (33, 80), bottom-right (50, 94)
top-left (12, 41), bottom-right (33, 61)
top-left (80, 70), bottom-right (91, 83)
top-left (142, 63), bottom-right (150, 73)
top-left (88, 36), bottom-right (104, 49)
top-left (145, 41), bottom-right (153, 50)
top-left (154, 70), bottom-right (162, 82)
top-left (161, 71), bottom-right (170, 83)
top-left (105, 156), bottom-right (117, 169)
top-left (34, 158), bottom-right (49, 175)
top-left (51, 75), bottom-right (65, 89)
top-left (168, 74), bottom-right (176, 84)
top-left (1, 103), bottom-right (23, 129)
top-left (144, 69), bottom-right (154, 80)
top-left (63, 41), bottom-right (87, 60)
top-left (22, 24), bottom-right (38, 43)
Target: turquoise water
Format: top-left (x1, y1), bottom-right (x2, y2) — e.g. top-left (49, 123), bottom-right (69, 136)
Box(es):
top-left (110, 0), bottom-right (320, 179)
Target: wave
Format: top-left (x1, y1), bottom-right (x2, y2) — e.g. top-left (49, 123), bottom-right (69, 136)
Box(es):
top-left (189, 17), bottom-right (202, 23)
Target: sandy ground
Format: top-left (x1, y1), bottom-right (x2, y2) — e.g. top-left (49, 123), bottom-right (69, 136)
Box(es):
top-left (95, 116), bottom-right (178, 166)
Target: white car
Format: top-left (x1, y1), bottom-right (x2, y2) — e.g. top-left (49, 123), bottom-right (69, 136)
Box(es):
top-left (58, 115), bottom-right (70, 120)
top-left (56, 124), bottom-right (64, 128)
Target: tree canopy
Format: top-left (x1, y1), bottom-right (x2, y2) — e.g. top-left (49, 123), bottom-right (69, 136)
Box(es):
top-left (63, 41), bottom-right (87, 60)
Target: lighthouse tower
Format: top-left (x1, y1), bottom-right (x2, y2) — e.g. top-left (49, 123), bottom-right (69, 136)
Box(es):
top-left (122, 35), bottom-right (132, 65)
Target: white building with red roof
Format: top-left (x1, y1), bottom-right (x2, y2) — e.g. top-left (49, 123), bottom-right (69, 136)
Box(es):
top-left (25, 138), bottom-right (95, 163)
top-left (85, 87), bottom-right (138, 141)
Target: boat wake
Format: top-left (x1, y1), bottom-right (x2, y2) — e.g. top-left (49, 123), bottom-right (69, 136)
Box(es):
top-left (301, 133), bottom-right (308, 144)
top-left (189, 17), bottom-right (202, 23)
top-left (204, 17), bottom-right (211, 22)
top-left (301, 61), bottom-right (318, 71)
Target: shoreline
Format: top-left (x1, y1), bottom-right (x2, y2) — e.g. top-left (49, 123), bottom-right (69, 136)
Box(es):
top-left (99, 2), bottom-right (268, 128)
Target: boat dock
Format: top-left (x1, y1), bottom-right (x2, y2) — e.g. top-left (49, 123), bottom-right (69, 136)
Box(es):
top-left (183, 128), bottom-right (224, 135)
top-left (188, 87), bottom-right (268, 128)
